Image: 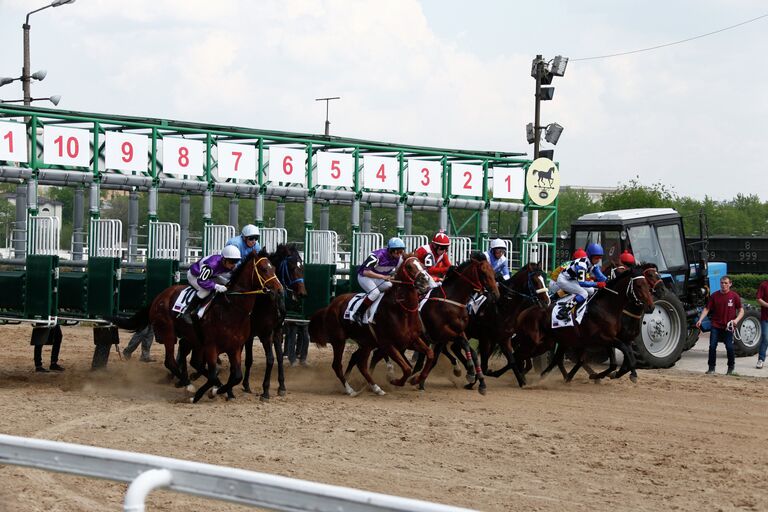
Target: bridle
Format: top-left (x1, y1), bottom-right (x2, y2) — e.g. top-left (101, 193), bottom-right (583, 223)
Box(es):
top-left (278, 253), bottom-right (305, 298)
top-left (227, 257), bottom-right (281, 295)
top-left (452, 260), bottom-right (487, 294)
top-left (498, 267), bottom-right (549, 308)
top-left (390, 256), bottom-right (430, 312)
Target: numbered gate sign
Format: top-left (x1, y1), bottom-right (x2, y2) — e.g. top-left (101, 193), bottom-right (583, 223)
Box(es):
top-left (0, 121), bottom-right (28, 163)
top-left (105, 132), bottom-right (149, 172)
top-left (492, 168), bottom-right (525, 200)
top-left (216, 142), bottom-right (256, 180)
top-left (316, 151), bottom-right (353, 188)
top-left (43, 125), bottom-right (91, 168)
top-left (267, 147), bottom-right (306, 185)
top-left (362, 155), bottom-right (399, 191)
top-left (162, 137), bottom-right (204, 176)
top-left (406, 158), bottom-right (442, 195)
top-left (450, 163), bottom-right (483, 198)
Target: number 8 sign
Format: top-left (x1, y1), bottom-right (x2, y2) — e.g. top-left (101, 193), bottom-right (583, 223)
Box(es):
top-left (162, 137), bottom-right (204, 176)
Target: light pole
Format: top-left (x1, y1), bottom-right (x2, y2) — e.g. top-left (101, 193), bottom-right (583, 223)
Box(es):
top-left (315, 96), bottom-right (341, 136)
top-left (0, 95), bottom-right (61, 106)
top-left (528, 54), bottom-right (568, 159)
top-left (22, 0), bottom-right (76, 105)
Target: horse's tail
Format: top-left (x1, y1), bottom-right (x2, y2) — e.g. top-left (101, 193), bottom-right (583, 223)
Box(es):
top-left (108, 306), bottom-right (150, 332)
top-left (308, 309), bottom-right (327, 347)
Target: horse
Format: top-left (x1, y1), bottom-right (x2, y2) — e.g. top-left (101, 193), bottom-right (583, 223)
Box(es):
top-left (471, 262), bottom-right (550, 387)
top-left (308, 255), bottom-right (432, 396)
top-left (365, 253), bottom-right (501, 394)
top-left (242, 243), bottom-right (307, 400)
top-left (114, 249), bottom-right (282, 402)
top-left (533, 166), bottom-right (555, 187)
top-left (512, 266), bottom-right (655, 384)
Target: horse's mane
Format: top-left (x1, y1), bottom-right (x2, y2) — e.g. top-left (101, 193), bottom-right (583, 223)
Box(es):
top-left (229, 247), bottom-right (269, 283)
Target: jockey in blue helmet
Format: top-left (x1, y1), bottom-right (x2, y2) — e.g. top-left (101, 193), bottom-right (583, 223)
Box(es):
top-left (225, 224), bottom-right (262, 267)
top-left (353, 237), bottom-right (406, 324)
top-left (554, 242), bottom-right (608, 319)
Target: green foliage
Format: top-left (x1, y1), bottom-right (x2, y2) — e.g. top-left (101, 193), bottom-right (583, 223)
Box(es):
top-left (730, 274), bottom-right (768, 301)
top-left (558, 188), bottom-right (597, 232)
top-left (598, 177), bottom-right (677, 211)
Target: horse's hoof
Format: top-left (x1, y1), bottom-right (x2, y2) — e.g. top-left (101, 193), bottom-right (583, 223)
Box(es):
top-left (260, 394), bottom-right (270, 402)
top-left (463, 382), bottom-right (475, 390)
top-left (349, 387), bottom-right (364, 397)
top-left (478, 386), bottom-right (487, 396)
top-left (189, 397), bottom-right (195, 404)
top-left (453, 365), bottom-right (462, 377)
top-left (208, 387), bottom-right (218, 399)
top-left (408, 376), bottom-right (419, 386)
top-left (465, 374), bottom-right (475, 384)
top-left (344, 383), bottom-right (355, 396)
top-left (630, 374), bottom-right (638, 383)
top-left (226, 394), bottom-right (235, 401)
top-left (371, 384), bottom-right (386, 396)
top-left (242, 386), bottom-right (252, 394)
top-left (278, 389), bottom-right (287, 397)
top-left (185, 384), bottom-right (196, 393)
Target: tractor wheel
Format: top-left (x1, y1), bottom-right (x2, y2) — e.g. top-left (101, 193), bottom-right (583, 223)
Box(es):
top-left (683, 327), bottom-right (700, 352)
top-left (734, 308), bottom-right (762, 357)
top-left (634, 288), bottom-right (685, 368)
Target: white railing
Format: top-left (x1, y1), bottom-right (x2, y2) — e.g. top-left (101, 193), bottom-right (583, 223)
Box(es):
top-left (522, 240), bottom-right (551, 271)
top-left (261, 227), bottom-right (288, 252)
top-left (352, 231), bottom-right (383, 265)
top-left (88, 218), bottom-right (123, 258)
top-left (402, 235), bottom-right (427, 253)
top-left (202, 224), bottom-right (235, 255)
top-left (448, 236), bottom-right (472, 265)
top-left (0, 434), bottom-right (474, 512)
top-left (27, 215), bottom-right (60, 255)
top-left (148, 221), bottom-right (180, 260)
top-left (305, 230), bottom-right (338, 264)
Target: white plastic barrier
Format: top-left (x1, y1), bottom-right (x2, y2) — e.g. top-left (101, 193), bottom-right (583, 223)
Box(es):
top-left (202, 224), bottom-right (235, 255)
top-left (448, 236), bottom-right (472, 265)
top-left (402, 235), bottom-right (427, 253)
top-left (148, 221), bottom-right (180, 260)
top-left (352, 232), bottom-right (384, 265)
top-left (88, 218), bottom-right (122, 258)
top-left (522, 240), bottom-right (551, 271)
top-left (305, 230), bottom-right (338, 265)
top-left (261, 227), bottom-right (288, 252)
top-left (27, 215), bottom-right (60, 256)
top-left (0, 434), bottom-right (475, 512)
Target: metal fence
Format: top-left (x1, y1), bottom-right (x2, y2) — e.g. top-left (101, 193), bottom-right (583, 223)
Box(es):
top-left (448, 236), bottom-right (472, 264)
top-left (522, 241), bottom-right (550, 271)
top-left (305, 230), bottom-right (338, 264)
top-left (261, 227), bottom-right (288, 252)
top-left (88, 219), bottom-right (123, 258)
top-left (352, 232), bottom-right (384, 265)
top-left (403, 235), bottom-right (428, 253)
top-left (202, 224), bottom-right (235, 255)
top-left (0, 434), bottom-right (475, 512)
top-left (148, 221), bottom-right (180, 260)
top-left (481, 238), bottom-right (519, 268)
top-left (27, 215), bottom-right (60, 255)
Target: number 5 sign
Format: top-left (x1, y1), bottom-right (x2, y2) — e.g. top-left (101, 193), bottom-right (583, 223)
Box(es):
top-left (105, 132), bottom-right (148, 172)
top-left (316, 151), bottom-right (353, 187)
top-left (267, 147), bottom-right (306, 185)
top-left (450, 163), bottom-right (483, 197)
top-left (0, 121), bottom-right (28, 163)
top-left (162, 137), bottom-right (204, 176)
top-left (43, 125), bottom-right (91, 168)
top-left (407, 159), bottom-right (442, 194)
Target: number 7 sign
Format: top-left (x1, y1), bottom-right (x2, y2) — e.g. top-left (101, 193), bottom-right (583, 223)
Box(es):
top-left (216, 142), bottom-right (256, 180)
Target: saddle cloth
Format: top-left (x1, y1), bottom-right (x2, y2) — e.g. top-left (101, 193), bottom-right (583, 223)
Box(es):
top-left (551, 294), bottom-right (587, 329)
top-left (171, 286), bottom-right (213, 320)
top-left (466, 292), bottom-right (487, 315)
top-left (343, 293), bottom-right (383, 325)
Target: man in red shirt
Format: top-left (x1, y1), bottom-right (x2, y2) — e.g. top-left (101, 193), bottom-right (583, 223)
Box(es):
top-left (415, 232), bottom-right (452, 283)
top-left (696, 275), bottom-right (744, 375)
top-left (756, 279), bottom-right (768, 368)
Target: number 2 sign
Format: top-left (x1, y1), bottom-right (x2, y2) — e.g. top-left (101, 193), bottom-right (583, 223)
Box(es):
top-left (316, 151), bottom-right (353, 187)
top-left (406, 158), bottom-right (442, 194)
top-left (267, 147), bottom-right (306, 185)
top-left (216, 142), bottom-right (256, 180)
top-left (450, 163), bottom-right (483, 198)
top-left (0, 120), bottom-right (28, 163)
top-left (162, 137), bottom-right (204, 176)
top-left (43, 125), bottom-right (91, 168)
top-left (105, 132), bottom-right (148, 172)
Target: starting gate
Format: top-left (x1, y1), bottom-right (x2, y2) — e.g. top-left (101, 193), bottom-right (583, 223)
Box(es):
top-left (305, 230), bottom-right (338, 265)
top-left (88, 219), bottom-right (122, 258)
top-left (261, 227), bottom-right (288, 252)
top-left (448, 236), bottom-right (472, 264)
top-left (402, 235), bottom-right (427, 253)
top-left (352, 232), bottom-right (383, 266)
top-left (27, 216), bottom-right (60, 256)
top-left (202, 224), bottom-right (235, 255)
top-left (522, 240), bottom-right (551, 270)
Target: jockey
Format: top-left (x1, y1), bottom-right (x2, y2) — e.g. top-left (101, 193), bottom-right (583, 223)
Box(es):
top-left (182, 245), bottom-right (241, 324)
top-left (548, 247), bottom-right (588, 294)
top-left (610, 250), bottom-right (636, 279)
top-left (225, 224), bottom-right (262, 266)
top-left (486, 238), bottom-right (510, 281)
top-left (415, 231), bottom-right (452, 284)
top-left (353, 237), bottom-right (406, 324)
top-left (554, 242), bottom-right (608, 319)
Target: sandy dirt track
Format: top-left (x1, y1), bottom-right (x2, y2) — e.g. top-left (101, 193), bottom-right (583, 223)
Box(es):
top-left (0, 324), bottom-right (767, 512)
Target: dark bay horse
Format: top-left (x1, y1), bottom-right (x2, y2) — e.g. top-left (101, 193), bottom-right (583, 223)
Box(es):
top-left (513, 267), bottom-right (655, 383)
top-left (308, 255), bottom-right (432, 396)
top-left (471, 262), bottom-right (550, 387)
top-left (242, 243), bottom-right (307, 400)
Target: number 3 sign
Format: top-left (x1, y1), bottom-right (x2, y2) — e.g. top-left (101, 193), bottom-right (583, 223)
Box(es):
top-left (407, 158), bottom-right (442, 194)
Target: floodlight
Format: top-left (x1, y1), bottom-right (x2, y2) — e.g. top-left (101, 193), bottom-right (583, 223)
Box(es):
top-left (0, 77), bottom-right (13, 87)
top-left (544, 123), bottom-right (564, 144)
top-left (31, 69), bottom-right (47, 80)
top-left (49, 95), bottom-right (61, 106)
top-left (551, 55), bottom-right (568, 77)
top-left (539, 149), bottom-right (554, 160)
top-left (540, 70), bottom-right (553, 85)
top-left (526, 123), bottom-right (535, 144)
top-left (539, 87), bottom-right (555, 101)
top-left (51, 0), bottom-right (76, 6)
top-left (530, 56), bottom-right (545, 78)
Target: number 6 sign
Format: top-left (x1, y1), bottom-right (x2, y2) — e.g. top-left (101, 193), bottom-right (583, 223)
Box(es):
top-left (406, 158), bottom-right (442, 194)
top-left (316, 151), bottom-right (353, 187)
top-left (105, 132), bottom-right (149, 172)
top-left (450, 163), bottom-right (483, 198)
top-left (162, 137), bottom-right (204, 176)
top-left (267, 147), bottom-right (306, 185)
top-left (0, 120), bottom-right (28, 163)
top-left (43, 125), bottom-right (91, 168)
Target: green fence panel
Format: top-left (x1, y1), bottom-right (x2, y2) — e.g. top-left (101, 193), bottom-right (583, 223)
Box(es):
top-left (295, 264), bottom-right (336, 320)
top-left (24, 255), bottom-right (59, 321)
top-left (58, 272), bottom-right (88, 313)
top-left (348, 265), bottom-right (362, 294)
top-left (0, 271), bottom-right (26, 312)
top-left (146, 259), bottom-right (179, 306)
top-left (118, 273), bottom-right (146, 313)
top-left (87, 257), bottom-right (120, 318)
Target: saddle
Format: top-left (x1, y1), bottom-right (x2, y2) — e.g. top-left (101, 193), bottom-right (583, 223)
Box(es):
top-left (172, 286), bottom-right (214, 321)
top-left (551, 294), bottom-right (588, 329)
top-left (343, 293), bottom-right (383, 325)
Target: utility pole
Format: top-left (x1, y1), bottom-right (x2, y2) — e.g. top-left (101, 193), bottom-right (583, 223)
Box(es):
top-left (315, 96), bottom-right (340, 136)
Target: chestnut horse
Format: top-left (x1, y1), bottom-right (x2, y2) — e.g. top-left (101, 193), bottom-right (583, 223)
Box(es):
top-left (308, 255), bottom-right (432, 396)
top-left (471, 262), bottom-right (550, 387)
top-left (513, 266), bottom-right (655, 383)
top-left (242, 243), bottom-right (307, 400)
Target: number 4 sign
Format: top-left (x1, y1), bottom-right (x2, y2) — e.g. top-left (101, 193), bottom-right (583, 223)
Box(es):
top-left (0, 121), bottom-right (28, 163)
top-left (362, 155), bottom-right (398, 191)
top-left (450, 163), bottom-right (483, 198)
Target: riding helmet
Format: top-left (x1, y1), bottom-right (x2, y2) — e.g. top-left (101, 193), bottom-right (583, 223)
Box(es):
top-left (585, 243), bottom-right (604, 259)
top-left (387, 237), bottom-right (406, 250)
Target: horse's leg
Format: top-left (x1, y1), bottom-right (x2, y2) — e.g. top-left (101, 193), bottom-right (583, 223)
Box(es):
top-left (446, 342), bottom-right (464, 377)
top-left (192, 344), bottom-right (218, 403)
top-left (590, 346), bottom-right (618, 380)
top-left (461, 337), bottom-right (487, 395)
top-left (409, 337), bottom-right (436, 390)
top-left (216, 348), bottom-right (243, 400)
top-left (174, 339), bottom-right (193, 390)
top-left (490, 336), bottom-right (527, 388)
top-left (242, 337), bottom-right (254, 393)
top-left (352, 346), bottom-right (386, 396)
top-left (612, 341), bottom-right (638, 382)
top-left (385, 345), bottom-right (413, 388)
top-left (274, 326), bottom-right (287, 396)
top-left (540, 344), bottom-right (564, 378)
top-left (330, 340), bottom-right (355, 396)
top-left (344, 347), bottom-right (363, 380)
top-left (260, 332), bottom-right (275, 401)
top-left (565, 349), bottom-right (586, 382)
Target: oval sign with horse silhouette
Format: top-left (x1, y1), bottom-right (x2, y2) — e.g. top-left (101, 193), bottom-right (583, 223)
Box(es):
top-left (526, 157), bottom-right (560, 206)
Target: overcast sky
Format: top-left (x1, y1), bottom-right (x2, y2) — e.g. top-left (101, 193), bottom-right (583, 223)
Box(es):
top-left (1, 0), bottom-right (766, 201)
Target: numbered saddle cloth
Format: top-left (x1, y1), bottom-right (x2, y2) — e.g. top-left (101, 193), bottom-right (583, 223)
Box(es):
top-left (172, 287), bottom-right (197, 314)
top-left (551, 294), bottom-right (587, 329)
top-left (466, 292), bottom-right (487, 316)
top-left (343, 293), bottom-right (383, 325)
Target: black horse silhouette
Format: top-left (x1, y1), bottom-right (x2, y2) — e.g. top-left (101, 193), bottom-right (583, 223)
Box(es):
top-left (533, 166), bottom-right (555, 187)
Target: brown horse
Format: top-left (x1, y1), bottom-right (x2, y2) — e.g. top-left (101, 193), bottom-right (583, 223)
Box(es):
top-left (243, 243), bottom-right (307, 400)
top-left (472, 262), bottom-right (550, 387)
top-left (513, 266), bottom-right (655, 383)
top-left (308, 255), bottom-right (432, 396)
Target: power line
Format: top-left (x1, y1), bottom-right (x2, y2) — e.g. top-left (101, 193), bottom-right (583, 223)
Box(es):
top-left (572, 13), bottom-right (768, 61)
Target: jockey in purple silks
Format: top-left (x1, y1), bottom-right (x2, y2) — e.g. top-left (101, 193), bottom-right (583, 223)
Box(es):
top-left (181, 245), bottom-right (241, 324)
top-left (353, 237), bottom-right (406, 324)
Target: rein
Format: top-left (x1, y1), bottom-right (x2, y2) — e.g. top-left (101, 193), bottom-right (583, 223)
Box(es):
top-left (227, 256), bottom-right (279, 296)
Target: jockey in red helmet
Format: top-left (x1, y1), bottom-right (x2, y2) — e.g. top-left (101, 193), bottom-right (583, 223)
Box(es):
top-left (415, 231), bottom-right (452, 283)
top-left (620, 250), bottom-right (636, 266)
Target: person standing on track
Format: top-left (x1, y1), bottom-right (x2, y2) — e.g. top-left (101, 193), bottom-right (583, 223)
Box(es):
top-left (696, 275), bottom-right (744, 375)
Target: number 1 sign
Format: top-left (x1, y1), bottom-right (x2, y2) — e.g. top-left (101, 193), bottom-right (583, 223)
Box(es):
top-left (216, 142), bottom-right (256, 180)
top-left (492, 168), bottom-right (525, 199)
top-left (450, 163), bottom-right (483, 198)
top-left (43, 125), bottom-right (91, 168)
top-left (406, 159), bottom-right (442, 195)
top-left (105, 132), bottom-right (149, 172)
top-left (0, 121), bottom-right (28, 163)
top-left (162, 137), bottom-right (204, 176)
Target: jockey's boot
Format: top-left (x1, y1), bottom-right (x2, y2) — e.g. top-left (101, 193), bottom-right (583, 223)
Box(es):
top-left (352, 297), bottom-right (373, 325)
top-left (572, 295), bottom-right (587, 319)
top-left (180, 295), bottom-right (202, 325)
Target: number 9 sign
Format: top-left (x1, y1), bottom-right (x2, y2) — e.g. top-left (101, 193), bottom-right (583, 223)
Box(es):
top-left (105, 132), bottom-right (149, 172)
top-left (407, 158), bottom-right (442, 194)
